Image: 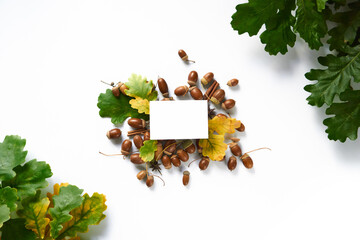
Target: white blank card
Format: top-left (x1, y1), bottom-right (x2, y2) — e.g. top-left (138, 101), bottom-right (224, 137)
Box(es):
top-left (150, 100), bottom-right (208, 140)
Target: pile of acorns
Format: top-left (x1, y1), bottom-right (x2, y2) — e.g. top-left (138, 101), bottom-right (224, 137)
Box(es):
top-left (103, 49), bottom-right (267, 187)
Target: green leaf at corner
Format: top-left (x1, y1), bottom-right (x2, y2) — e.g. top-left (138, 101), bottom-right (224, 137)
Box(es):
top-left (294, 0), bottom-right (327, 50)
top-left (139, 140), bottom-right (158, 162)
top-left (125, 74), bottom-right (158, 101)
top-left (49, 184), bottom-right (84, 239)
top-left (1, 219), bottom-right (36, 240)
top-left (316, 0), bottom-right (328, 11)
top-left (97, 89), bottom-right (149, 124)
top-left (2, 159), bottom-right (52, 199)
top-left (0, 135), bottom-right (27, 182)
top-left (324, 90), bottom-right (360, 142)
top-left (55, 192), bottom-right (107, 240)
top-left (304, 46), bottom-right (360, 107)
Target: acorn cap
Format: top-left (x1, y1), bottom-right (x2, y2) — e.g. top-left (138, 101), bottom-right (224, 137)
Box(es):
top-left (183, 170), bottom-right (190, 175)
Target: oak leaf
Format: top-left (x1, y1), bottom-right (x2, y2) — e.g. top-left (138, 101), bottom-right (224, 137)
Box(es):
top-left (139, 140), bottom-right (158, 162)
top-left (199, 132), bottom-right (228, 161)
top-left (129, 97), bottom-right (150, 114)
top-left (208, 116), bottom-right (241, 135)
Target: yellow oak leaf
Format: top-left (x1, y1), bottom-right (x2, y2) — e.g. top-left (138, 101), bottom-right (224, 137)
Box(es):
top-left (199, 132), bottom-right (228, 161)
top-left (129, 97), bottom-right (150, 114)
top-left (208, 116), bottom-right (241, 135)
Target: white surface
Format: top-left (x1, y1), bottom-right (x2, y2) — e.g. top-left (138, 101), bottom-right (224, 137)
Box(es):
top-left (149, 100), bottom-right (208, 140)
top-left (0, 1), bottom-right (360, 240)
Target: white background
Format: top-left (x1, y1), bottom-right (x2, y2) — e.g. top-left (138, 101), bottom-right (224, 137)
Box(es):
top-left (1, 1), bottom-right (360, 239)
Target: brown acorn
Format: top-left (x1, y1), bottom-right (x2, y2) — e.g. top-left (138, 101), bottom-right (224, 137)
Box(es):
top-left (236, 123), bottom-right (245, 132)
top-left (128, 118), bottom-right (146, 129)
top-left (154, 143), bottom-right (163, 161)
top-left (199, 157), bottom-right (210, 170)
top-left (158, 78), bottom-right (169, 97)
top-left (241, 153), bottom-right (253, 169)
top-left (189, 86), bottom-right (203, 100)
top-left (195, 139), bottom-right (202, 154)
top-left (137, 170), bottom-right (147, 180)
top-left (178, 49), bottom-right (195, 63)
top-left (106, 128), bottom-right (121, 139)
top-left (119, 83), bottom-right (128, 95)
top-left (170, 155), bottom-right (181, 167)
top-left (177, 149), bottom-right (189, 162)
top-left (182, 140), bottom-right (195, 154)
top-left (188, 71), bottom-right (198, 86)
top-left (222, 99), bottom-right (236, 110)
top-left (144, 131), bottom-right (150, 141)
top-left (227, 79), bottom-right (239, 87)
top-left (210, 89), bottom-right (225, 104)
top-left (111, 86), bottom-right (120, 97)
top-left (161, 155), bottom-right (172, 169)
top-left (174, 86), bottom-right (189, 96)
top-left (121, 139), bottom-right (132, 155)
top-left (133, 135), bottom-right (144, 149)
top-left (229, 142), bottom-right (242, 156)
top-left (227, 156), bottom-right (237, 171)
top-left (164, 140), bottom-right (176, 155)
top-left (201, 72), bottom-right (214, 85)
top-left (130, 153), bottom-right (144, 164)
top-left (216, 113), bottom-right (228, 118)
top-left (183, 171), bottom-right (190, 186)
top-left (146, 175), bottom-right (154, 187)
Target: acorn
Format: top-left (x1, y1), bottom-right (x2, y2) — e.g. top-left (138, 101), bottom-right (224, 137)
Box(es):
top-left (216, 113), bottom-right (228, 118)
top-left (182, 140), bottom-right (195, 154)
top-left (227, 156), bottom-right (237, 171)
top-left (170, 155), bottom-right (181, 167)
top-left (189, 86), bottom-right (203, 100)
top-left (177, 149), bottom-right (189, 162)
top-left (201, 72), bottom-right (214, 85)
top-left (210, 89), bottom-right (225, 104)
top-left (227, 78), bottom-right (239, 87)
top-left (230, 137), bottom-right (240, 142)
top-left (119, 82), bottom-right (128, 95)
top-left (146, 175), bottom-right (154, 187)
top-left (164, 140), bottom-right (176, 155)
top-left (106, 128), bottom-right (121, 139)
top-left (144, 131), bottom-right (150, 141)
top-left (183, 171), bottom-right (190, 186)
top-left (158, 77), bottom-right (169, 97)
top-left (195, 139), bottom-right (202, 154)
top-left (128, 118), bottom-right (146, 129)
top-left (229, 142), bottom-right (242, 156)
top-left (111, 86), bottom-right (120, 97)
top-left (222, 99), bottom-right (236, 110)
top-left (188, 71), bottom-right (198, 86)
top-left (137, 170), bottom-right (147, 180)
top-left (199, 157), bottom-right (210, 170)
top-left (178, 49), bottom-right (195, 63)
top-left (121, 139), bottom-right (132, 155)
top-left (154, 143), bottom-right (163, 161)
top-left (174, 86), bottom-right (189, 96)
top-left (161, 155), bottom-right (172, 169)
top-left (130, 153), bottom-right (144, 164)
top-left (241, 153), bottom-right (253, 169)
top-left (236, 123), bottom-right (245, 132)
top-left (133, 135), bottom-right (144, 149)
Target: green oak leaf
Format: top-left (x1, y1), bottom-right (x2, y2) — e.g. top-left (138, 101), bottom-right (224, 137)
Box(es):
top-left (139, 140), bottom-right (158, 162)
top-left (125, 74), bottom-right (158, 101)
top-left (294, 0), bottom-right (327, 50)
top-left (49, 184), bottom-right (84, 238)
top-left (316, 0), bottom-right (328, 11)
top-left (231, 0), bottom-right (284, 37)
top-left (0, 135), bottom-right (27, 182)
top-left (2, 159), bottom-right (52, 199)
top-left (0, 187), bottom-right (18, 227)
top-left (324, 90), bottom-right (360, 142)
top-left (260, 2), bottom-right (296, 55)
top-left (1, 219), bottom-right (36, 240)
top-left (97, 89), bottom-right (149, 124)
top-left (304, 46), bottom-right (360, 107)
top-left (327, 2), bottom-right (360, 51)
top-left (56, 192), bottom-right (107, 240)
top-left (17, 191), bottom-right (51, 239)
